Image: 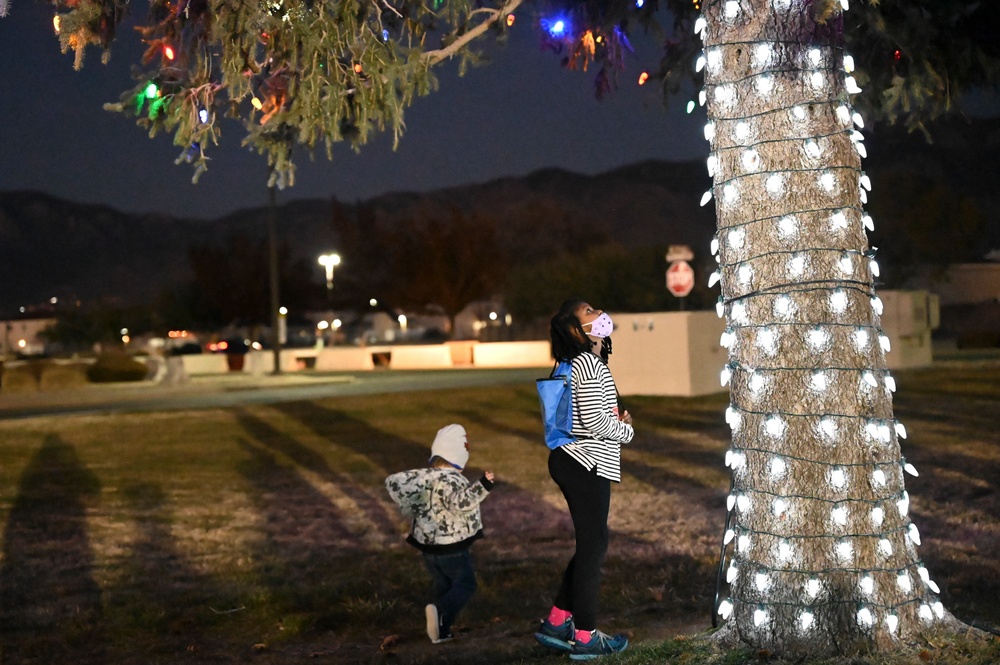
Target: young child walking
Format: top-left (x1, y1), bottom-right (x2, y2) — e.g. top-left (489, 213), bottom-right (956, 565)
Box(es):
top-left (385, 424), bottom-right (495, 644)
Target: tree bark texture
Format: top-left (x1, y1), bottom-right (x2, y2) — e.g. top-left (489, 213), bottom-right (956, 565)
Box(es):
top-left (701, 0), bottom-right (951, 656)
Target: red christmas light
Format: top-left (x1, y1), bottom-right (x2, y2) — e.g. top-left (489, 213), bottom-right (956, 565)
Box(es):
top-left (164, 44), bottom-right (175, 60)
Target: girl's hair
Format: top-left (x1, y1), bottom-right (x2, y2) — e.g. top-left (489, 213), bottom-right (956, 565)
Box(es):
top-left (549, 298), bottom-right (612, 364)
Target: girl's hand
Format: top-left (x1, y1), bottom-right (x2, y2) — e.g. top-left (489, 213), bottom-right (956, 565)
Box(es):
top-left (484, 471), bottom-right (495, 482)
top-left (620, 410), bottom-right (633, 426)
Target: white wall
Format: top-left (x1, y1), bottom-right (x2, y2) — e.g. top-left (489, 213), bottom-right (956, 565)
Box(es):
top-left (610, 311), bottom-right (728, 397)
top-left (878, 290), bottom-right (939, 369)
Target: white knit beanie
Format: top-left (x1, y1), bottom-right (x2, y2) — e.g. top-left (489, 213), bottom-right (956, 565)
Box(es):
top-left (430, 424), bottom-right (469, 469)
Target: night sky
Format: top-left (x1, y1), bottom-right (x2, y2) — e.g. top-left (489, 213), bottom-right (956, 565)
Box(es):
top-left (0, 3), bottom-right (709, 220)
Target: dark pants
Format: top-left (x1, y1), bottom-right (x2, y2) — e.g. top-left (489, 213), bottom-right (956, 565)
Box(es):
top-left (549, 447), bottom-right (611, 631)
top-left (422, 549), bottom-right (477, 634)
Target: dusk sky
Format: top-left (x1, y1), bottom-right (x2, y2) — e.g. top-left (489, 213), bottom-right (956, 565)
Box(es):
top-left (0, 3), bottom-right (709, 220)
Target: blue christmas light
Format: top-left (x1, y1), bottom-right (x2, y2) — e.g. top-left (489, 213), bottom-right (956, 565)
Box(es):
top-left (636, 0), bottom-right (645, 7)
top-left (543, 16), bottom-right (570, 38)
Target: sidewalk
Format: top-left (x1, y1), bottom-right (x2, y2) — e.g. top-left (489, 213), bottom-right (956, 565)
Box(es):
top-left (0, 371), bottom-right (356, 417)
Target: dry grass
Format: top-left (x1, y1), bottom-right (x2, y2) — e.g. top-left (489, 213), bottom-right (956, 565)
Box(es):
top-left (0, 360), bottom-right (997, 664)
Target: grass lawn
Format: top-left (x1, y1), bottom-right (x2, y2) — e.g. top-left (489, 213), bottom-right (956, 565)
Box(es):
top-left (0, 359), bottom-right (998, 664)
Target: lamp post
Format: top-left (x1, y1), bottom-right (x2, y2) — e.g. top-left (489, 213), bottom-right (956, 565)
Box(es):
top-left (318, 253), bottom-right (341, 296)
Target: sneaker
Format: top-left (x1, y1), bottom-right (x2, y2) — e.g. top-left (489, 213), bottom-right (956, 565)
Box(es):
top-left (534, 617), bottom-right (575, 652)
top-left (433, 631), bottom-right (454, 645)
top-left (425, 604), bottom-right (440, 643)
top-left (569, 630), bottom-right (628, 661)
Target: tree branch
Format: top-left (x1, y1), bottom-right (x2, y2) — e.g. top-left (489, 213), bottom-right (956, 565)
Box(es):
top-left (422, 0), bottom-right (524, 66)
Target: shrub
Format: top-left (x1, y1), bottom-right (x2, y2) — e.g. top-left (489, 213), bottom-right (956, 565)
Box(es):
top-left (86, 353), bottom-right (149, 383)
top-left (40, 363), bottom-right (90, 390)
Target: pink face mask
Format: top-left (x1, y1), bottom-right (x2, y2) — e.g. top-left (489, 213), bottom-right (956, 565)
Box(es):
top-left (582, 312), bottom-right (614, 338)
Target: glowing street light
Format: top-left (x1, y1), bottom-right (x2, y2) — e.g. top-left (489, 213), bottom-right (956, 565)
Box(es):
top-left (318, 253), bottom-right (341, 292)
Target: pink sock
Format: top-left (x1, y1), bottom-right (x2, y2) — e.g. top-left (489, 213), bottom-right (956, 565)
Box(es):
top-left (575, 628), bottom-right (595, 644)
top-left (547, 606), bottom-right (572, 625)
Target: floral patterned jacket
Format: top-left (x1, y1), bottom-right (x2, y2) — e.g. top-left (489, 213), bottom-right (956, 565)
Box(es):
top-left (385, 467), bottom-right (493, 553)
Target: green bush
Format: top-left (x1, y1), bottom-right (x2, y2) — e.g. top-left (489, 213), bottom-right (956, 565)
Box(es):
top-left (86, 353), bottom-right (149, 383)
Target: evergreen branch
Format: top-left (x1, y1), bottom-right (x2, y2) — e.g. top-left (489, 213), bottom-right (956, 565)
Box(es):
top-left (422, 0), bottom-right (523, 66)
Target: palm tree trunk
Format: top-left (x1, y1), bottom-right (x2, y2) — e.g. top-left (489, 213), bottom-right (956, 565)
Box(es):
top-left (700, 0), bottom-right (956, 656)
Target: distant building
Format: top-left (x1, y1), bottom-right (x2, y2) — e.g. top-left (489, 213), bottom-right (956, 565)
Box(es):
top-left (1, 317), bottom-right (57, 357)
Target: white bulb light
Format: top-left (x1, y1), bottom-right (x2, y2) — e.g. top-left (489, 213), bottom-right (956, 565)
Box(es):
top-left (933, 601), bottom-right (944, 619)
top-left (707, 155), bottom-right (719, 177)
top-left (839, 255), bottom-right (854, 274)
top-left (766, 174), bottom-right (784, 194)
top-left (707, 49), bottom-right (723, 72)
top-left (830, 290), bottom-right (849, 313)
top-left (887, 614), bottom-right (899, 634)
top-left (723, 529), bottom-right (735, 544)
top-left (718, 598), bottom-right (733, 619)
top-left (863, 371), bottom-right (878, 388)
top-left (846, 76), bottom-right (862, 94)
top-left (765, 416), bottom-right (786, 437)
top-left (810, 72), bottom-right (824, 89)
top-left (843, 54), bottom-right (855, 73)
top-left (806, 578), bottom-right (821, 598)
top-left (819, 417), bottom-right (837, 439)
top-left (736, 494), bottom-right (750, 512)
top-left (756, 76), bottom-right (774, 94)
top-left (831, 505), bottom-right (848, 526)
top-left (724, 184), bottom-right (740, 203)
top-left (854, 329), bottom-right (869, 349)
top-left (807, 328), bottom-right (829, 350)
top-left (755, 43), bottom-right (773, 65)
top-left (858, 607), bottom-right (874, 627)
top-left (799, 611), bottom-right (814, 631)
top-left (872, 507), bottom-right (885, 527)
top-left (830, 210), bottom-right (848, 229)
top-left (778, 216), bottom-right (799, 238)
top-left (734, 121), bottom-right (750, 141)
top-left (792, 105), bottom-right (807, 120)
top-left (770, 457), bottom-right (787, 477)
top-left (704, 122), bottom-right (716, 141)
top-left (774, 295), bottom-right (793, 317)
top-left (920, 604), bottom-right (933, 621)
top-left (731, 301), bottom-right (748, 323)
top-left (897, 572), bottom-right (912, 592)
top-left (753, 608), bottom-right (769, 627)
top-left (772, 497), bottom-right (787, 516)
top-left (810, 371), bottom-right (828, 392)
top-left (741, 149), bottom-right (761, 171)
top-left (738, 534), bottom-right (751, 552)
top-left (755, 572), bottom-right (771, 591)
top-left (757, 328), bottom-right (778, 354)
top-left (836, 540), bottom-right (853, 561)
top-left (808, 48), bottom-right (822, 66)
top-left (898, 492), bottom-right (910, 517)
top-left (738, 264), bottom-right (753, 284)
top-left (778, 540), bottom-right (793, 561)
top-left (716, 84), bottom-right (735, 104)
top-left (909, 523), bottom-right (921, 545)
top-left (750, 371), bottom-right (766, 394)
top-left (724, 1), bottom-right (740, 19)
top-left (860, 575), bottom-right (874, 595)
top-left (728, 227), bottom-right (746, 249)
top-left (820, 172), bottom-right (836, 191)
top-left (878, 537), bottom-right (892, 555)
top-left (830, 467), bottom-right (847, 489)
top-left (789, 255), bottom-right (807, 277)
top-left (872, 469), bottom-right (886, 486)
top-left (727, 564), bottom-right (739, 583)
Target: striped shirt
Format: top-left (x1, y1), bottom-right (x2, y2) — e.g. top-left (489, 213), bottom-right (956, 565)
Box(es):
top-left (561, 352), bottom-right (634, 482)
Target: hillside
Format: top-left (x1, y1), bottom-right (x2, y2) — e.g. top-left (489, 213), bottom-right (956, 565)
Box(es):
top-left (2, 115), bottom-right (998, 316)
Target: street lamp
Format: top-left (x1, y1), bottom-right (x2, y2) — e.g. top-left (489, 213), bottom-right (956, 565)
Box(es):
top-left (318, 253), bottom-right (341, 293)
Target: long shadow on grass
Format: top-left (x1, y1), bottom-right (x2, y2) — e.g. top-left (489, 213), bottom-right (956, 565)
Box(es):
top-left (234, 409), bottom-right (398, 538)
top-left (104, 481), bottom-right (227, 661)
top-left (0, 434), bottom-right (104, 663)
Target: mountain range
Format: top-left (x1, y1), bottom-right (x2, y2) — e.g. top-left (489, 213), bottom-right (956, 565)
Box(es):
top-left (2, 116), bottom-right (998, 317)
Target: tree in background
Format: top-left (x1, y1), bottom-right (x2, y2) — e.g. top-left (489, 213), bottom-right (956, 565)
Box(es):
top-left (35, 0), bottom-right (1000, 659)
top-left (185, 233), bottom-right (320, 330)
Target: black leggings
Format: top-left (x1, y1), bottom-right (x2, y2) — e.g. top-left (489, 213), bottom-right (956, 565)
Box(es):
top-left (548, 447), bottom-right (611, 631)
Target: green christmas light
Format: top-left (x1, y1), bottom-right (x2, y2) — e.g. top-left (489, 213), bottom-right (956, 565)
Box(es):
top-left (144, 82), bottom-right (159, 98)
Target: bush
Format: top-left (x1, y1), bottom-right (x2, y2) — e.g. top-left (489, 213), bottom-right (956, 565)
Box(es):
top-left (40, 363), bottom-right (90, 390)
top-left (956, 330), bottom-right (1000, 349)
top-left (87, 353), bottom-right (149, 383)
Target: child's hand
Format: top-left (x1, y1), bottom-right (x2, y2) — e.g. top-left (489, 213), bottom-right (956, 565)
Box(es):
top-left (620, 410), bottom-right (633, 425)
top-left (484, 471), bottom-right (495, 483)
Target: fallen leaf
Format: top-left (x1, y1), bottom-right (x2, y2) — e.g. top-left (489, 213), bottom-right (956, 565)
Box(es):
top-left (380, 634), bottom-right (401, 651)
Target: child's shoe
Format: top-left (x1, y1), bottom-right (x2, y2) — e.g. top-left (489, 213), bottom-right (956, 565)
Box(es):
top-left (569, 629), bottom-right (628, 660)
top-left (534, 617), bottom-right (575, 651)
